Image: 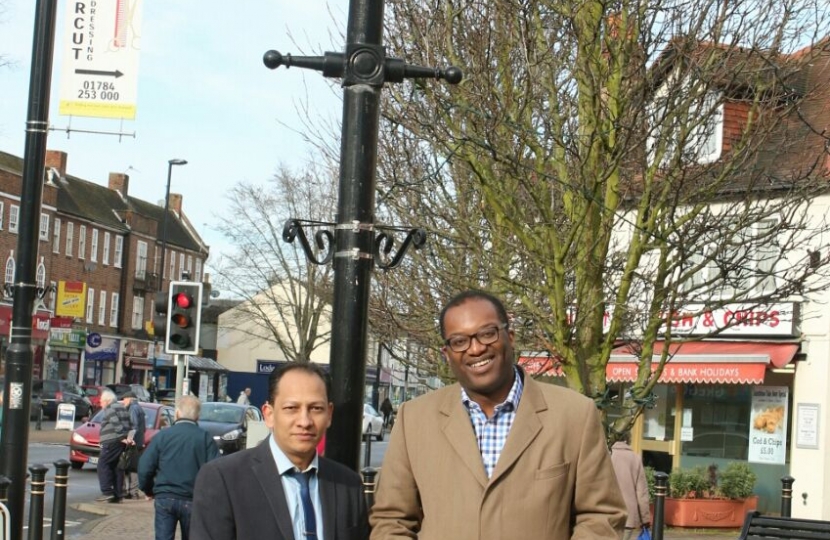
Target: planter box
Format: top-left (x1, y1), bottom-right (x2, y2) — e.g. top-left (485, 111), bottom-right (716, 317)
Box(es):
top-left (664, 496), bottom-right (758, 528)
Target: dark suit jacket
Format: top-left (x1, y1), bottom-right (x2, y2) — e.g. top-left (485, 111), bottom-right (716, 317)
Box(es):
top-left (190, 442), bottom-right (369, 540)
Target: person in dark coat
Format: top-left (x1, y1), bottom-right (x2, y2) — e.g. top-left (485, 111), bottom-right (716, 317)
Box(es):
top-left (139, 394), bottom-right (219, 540)
top-left (380, 397), bottom-right (394, 428)
top-left (122, 391), bottom-right (146, 499)
top-left (190, 362), bottom-right (369, 540)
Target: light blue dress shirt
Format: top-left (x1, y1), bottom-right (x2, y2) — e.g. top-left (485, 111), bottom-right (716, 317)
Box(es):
top-left (268, 436), bottom-right (324, 540)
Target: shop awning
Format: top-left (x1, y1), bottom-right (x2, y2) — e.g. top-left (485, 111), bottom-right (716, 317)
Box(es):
top-left (187, 356), bottom-right (228, 372)
top-left (607, 342), bottom-right (799, 384)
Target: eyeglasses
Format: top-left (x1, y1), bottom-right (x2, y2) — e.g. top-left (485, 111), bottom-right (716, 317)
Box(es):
top-left (444, 323), bottom-right (507, 353)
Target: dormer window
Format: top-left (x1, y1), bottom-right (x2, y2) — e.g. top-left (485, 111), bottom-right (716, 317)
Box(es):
top-left (647, 74), bottom-right (723, 167)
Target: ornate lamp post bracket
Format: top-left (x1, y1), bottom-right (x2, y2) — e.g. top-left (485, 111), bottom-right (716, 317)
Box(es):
top-left (282, 219), bottom-right (426, 270)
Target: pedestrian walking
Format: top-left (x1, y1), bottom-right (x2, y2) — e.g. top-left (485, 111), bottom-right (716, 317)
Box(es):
top-left (191, 362), bottom-right (369, 540)
top-left (236, 387), bottom-right (251, 405)
top-left (370, 289), bottom-right (626, 539)
top-left (139, 394), bottom-right (219, 540)
top-left (122, 391), bottom-right (146, 499)
top-left (380, 396), bottom-right (393, 428)
top-left (95, 389), bottom-right (132, 503)
top-left (612, 432), bottom-right (652, 540)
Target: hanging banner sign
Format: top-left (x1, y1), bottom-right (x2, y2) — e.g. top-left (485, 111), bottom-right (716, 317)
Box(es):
top-left (748, 386), bottom-right (789, 465)
top-left (58, 0), bottom-right (144, 119)
top-left (56, 280), bottom-right (87, 317)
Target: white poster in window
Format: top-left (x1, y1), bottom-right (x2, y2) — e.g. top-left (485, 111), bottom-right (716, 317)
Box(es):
top-left (796, 403), bottom-right (820, 449)
top-left (748, 386), bottom-right (788, 464)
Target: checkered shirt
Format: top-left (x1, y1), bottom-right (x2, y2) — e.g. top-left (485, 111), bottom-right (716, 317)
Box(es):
top-left (461, 366), bottom-right (524, 478)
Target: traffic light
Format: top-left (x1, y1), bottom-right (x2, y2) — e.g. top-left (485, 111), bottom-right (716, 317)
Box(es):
top-left (165, 281), bottom-right (203, 355)
top-left (153, 294), bottom-right (169, 339)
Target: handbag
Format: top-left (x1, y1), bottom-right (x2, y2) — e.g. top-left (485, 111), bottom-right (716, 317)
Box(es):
top-left (637, 526), bottom-right (652, 540)
top-left (117, 445), bottom-right (139, 472)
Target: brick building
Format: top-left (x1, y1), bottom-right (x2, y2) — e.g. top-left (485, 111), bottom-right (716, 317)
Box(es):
top-left (0, 149), bottom-right (209, 388)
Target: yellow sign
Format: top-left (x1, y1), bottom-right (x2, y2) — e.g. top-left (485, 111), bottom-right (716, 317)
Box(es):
top-left (56, 281), bottom-right (87, 318)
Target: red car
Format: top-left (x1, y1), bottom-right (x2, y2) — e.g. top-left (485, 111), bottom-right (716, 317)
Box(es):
top-left (69, 402), bottom-right (175, 470)
top-left (81, 385), bottom-right (106, 414)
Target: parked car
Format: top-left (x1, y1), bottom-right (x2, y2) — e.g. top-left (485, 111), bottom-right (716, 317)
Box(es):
top-left (363, 403), bottom-right (384, 441)
top-left (69, 402), bottom-right (175, 470)
top-left (198, 402), bottom-right (263, 455)
top-left (81, 385), bottom-right (107, 413)
top-left (106, 383), bottom-right (151, 402)
top-left (155, 388), bottom-right (177, 407)
top-left (33, 379), bottom-right (93, 420)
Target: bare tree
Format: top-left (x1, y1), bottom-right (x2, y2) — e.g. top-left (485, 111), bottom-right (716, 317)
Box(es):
top-left (213, 164), bottom-right (337, 363)
top-left (372, 0), bottom-right (830, 436)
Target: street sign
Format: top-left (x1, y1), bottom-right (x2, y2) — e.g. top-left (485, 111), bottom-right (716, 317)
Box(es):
top-left (86, 332), bottom-right (102, 348)
top-left (55, 404), bottom-right (76, 431)
top-left (58, 0), bottom-right (144, 119)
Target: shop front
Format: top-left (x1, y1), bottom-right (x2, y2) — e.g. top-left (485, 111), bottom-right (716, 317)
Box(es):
top-left (608, 340), bottom-right (798, 512)
top-left (123, 339), bottom-right (155, 386)
top-left (0, 303), bottom-right (51, 379)
top-left (46, 318), bottom-right (85, 383)
top-left (83, 334), bottom-right (121, 385)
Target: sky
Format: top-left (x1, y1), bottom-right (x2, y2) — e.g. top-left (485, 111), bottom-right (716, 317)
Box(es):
top-left (0, 0), bottom-right (345, 288)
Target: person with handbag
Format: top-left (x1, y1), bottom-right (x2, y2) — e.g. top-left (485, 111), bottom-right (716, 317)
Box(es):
top-left (95, 389), bottom-right (132, 503)
top-left (121, 391), bottom-right (146, 499)
top-left (611, 431), bottom-right (652, 540)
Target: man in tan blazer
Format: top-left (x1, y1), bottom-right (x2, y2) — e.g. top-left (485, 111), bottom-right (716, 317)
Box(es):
top-left (370, 290), bottom-right (626, 539)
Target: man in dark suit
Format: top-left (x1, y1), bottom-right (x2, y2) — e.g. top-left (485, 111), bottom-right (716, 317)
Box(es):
top-left (191, 363), bottom-right (369, 540)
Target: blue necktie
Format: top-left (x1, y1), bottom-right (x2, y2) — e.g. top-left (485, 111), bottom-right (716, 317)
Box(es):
top-left (291, 470), bottom-right (317, 539)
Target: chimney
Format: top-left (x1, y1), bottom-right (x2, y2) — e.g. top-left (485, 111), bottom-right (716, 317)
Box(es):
top-left (169, 193), bottom-right (183, 215)
top-left (108, 172), bottom-right (129, 197)
top-left (45, 150), bottom-right (68, 177)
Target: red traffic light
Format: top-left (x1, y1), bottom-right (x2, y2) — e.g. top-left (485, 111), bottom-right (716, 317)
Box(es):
top-left (173, 292), bottom-right (193, 309)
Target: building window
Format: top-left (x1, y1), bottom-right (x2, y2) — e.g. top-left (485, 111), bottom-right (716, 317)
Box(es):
top-left (179, 253), bottom-right (185, 280)
top-left (49, 280), bottom-right (56, 310)
top-left (186, 255), bottom-right (193, 278)
top-left (39, 214), bottom-right (49, 241)
top-left (114, 236), bottom-right (124, 268)
top-left (136, 241), bottom-right (148, 279)
top-left (4, 253), bottom-right (15, 286)
top-left (36, 259), bottom-right (46, 288)
top-left (195, 259), bottom-right (202, 282)
top-left (86, 287), bottom-right (95, 324)
top-left (99, 291), bottom-right (106, 325)
top-left (647, 83), bottom-right (723, 167)
top-left (0, 201), bottom-right (4, 230)
top-left (9, 205), bottom-right (19, 234)
top-left (110, 292), bottom-right (119, 327)
top-left (52, 218), bottom-right (60, 253)
top-left (168, 251), bottom-right (176, 281)
top-left (66, 223), bottom-right (74, 257)
top-left (686, 219), bottom-right (780, 298)
top-left (132, 296), bottom-right (145, 330)
top-left (78, 225), bottom-right (86, 260)
top-left (90, 229), bottom-right (99, 262)
top-left (103, 232), bottom-right (111, 265)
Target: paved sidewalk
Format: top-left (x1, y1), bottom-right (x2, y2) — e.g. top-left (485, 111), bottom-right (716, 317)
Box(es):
top-left (31, 422), bottom-right (740, 539)
top-left (65, 495), bottom-right (740, 540)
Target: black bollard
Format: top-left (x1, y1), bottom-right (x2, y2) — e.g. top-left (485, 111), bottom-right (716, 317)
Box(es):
top-left (361, 467), bottom-right (378, 508)
top-left (28, 464), bottom-right (48, 540)
top-left (0, 474), bottom-right (10, 502)
top-left (50, 460), bottom-right (70, 540)
top-left (653, 471), bottom-right (668, 540)
top-left (781, 475), bottom-right (795, 518)
top-left (363, 432), bottom-right (372, 469)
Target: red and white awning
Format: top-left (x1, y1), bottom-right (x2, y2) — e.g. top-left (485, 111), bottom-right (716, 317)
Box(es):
top-left (519, 341), bottom-right (799, 384)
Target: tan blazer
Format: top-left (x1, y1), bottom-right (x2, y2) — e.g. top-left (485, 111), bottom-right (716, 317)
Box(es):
top-left (370, 373), bottom-right (627, 539)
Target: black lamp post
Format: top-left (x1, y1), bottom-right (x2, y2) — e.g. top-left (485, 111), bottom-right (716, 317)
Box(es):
top-left (265, 0), bottom-right (461, 470)
top-left (153, 159), bottom-right (186, 386)
top-left (159, 159), bottom-right (187, 289)
top-left (0, 0), bottom-right (58, 536)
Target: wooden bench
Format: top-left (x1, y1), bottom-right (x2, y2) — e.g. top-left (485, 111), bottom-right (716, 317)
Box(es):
top-left (738, 510), bottom-right (830, 539)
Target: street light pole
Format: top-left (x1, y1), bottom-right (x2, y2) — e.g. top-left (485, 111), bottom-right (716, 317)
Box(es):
top-left (159, 159), bottom-right (187, 290)
top-left (0, 0), bottom-right (58, 536)
top-left (154, 159), bottom-right (186, 388)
